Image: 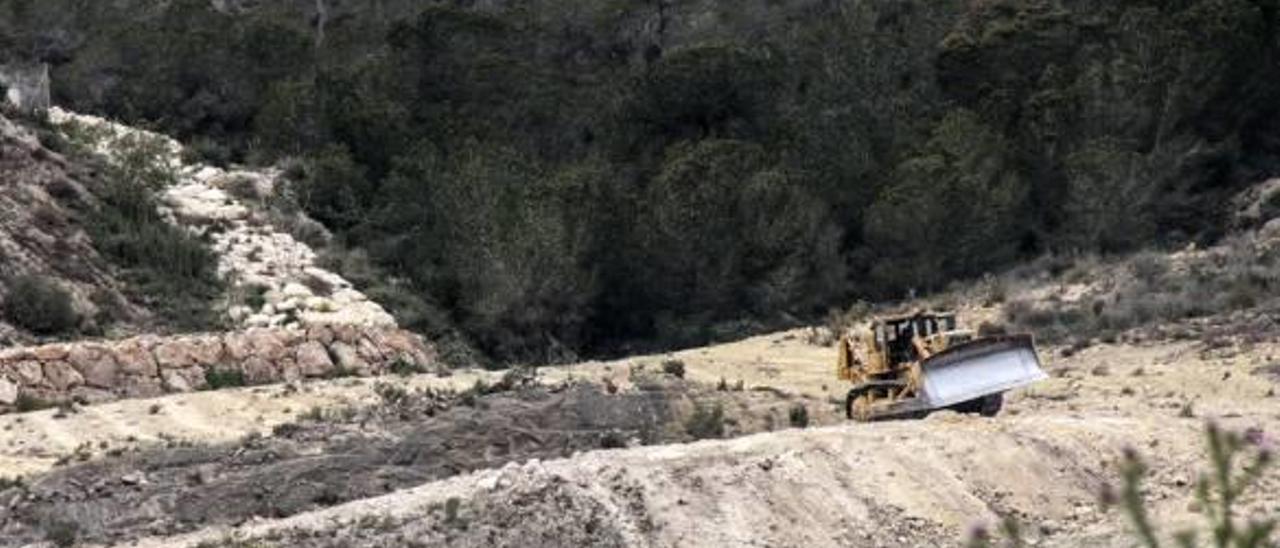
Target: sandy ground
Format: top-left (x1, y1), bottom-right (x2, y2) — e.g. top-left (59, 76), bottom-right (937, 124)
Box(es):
top-left (2, 307), bottom-right (1278, 547)
top-left (120, 407), bottom-right (1277, 548)
top-left (0, 370), bottom-right (503, 477)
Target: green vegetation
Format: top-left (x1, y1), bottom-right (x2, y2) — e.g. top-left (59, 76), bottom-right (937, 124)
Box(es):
top-left (64, 126), bottom-right (225, 333)
top-left (3, 275), bottom-right (78, 335)
top-left (204, 369), bottom-right (246, 390)
top-left (685, 401), bottom-right (726, 440)
top-left (788, 404), bottom-right (810, 428)
top-left (41, 518), bottom-right (79, 548)
top-left (388, 357), bottom-right (426, 377)
top-left (1006, 239), bottom-right (1280, 343)
top-left (3, 0), bottom-right (1279, 364)
top-left (968, 423), bottom-right (1276, 547)
top-left (14, 392), bottom-right (54, 413)
top-left (661, 359), bottom-right (686, 379)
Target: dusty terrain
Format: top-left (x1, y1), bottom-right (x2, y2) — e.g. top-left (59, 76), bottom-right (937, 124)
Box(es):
top-left (0, 108), bottom-right (1275, 548)
top-left (0, 308), bottom-right (1275, 546)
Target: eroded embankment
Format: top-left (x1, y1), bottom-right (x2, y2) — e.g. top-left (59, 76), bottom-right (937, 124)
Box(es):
top-left (0, 377), bottom-right (825, 546)
top-left (118, 411), bottom-right (1255, 548)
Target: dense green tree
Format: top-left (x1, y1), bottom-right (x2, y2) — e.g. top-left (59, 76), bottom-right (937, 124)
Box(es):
top-left (1060, 138), bottom-right (1156, 252)
top-left (638, 140), bottom-right (842, 322)
top-left (6, 0), bottom-right (1280, 363)
top-left (296, 145), bottom-right (374, 231)
top-left (864, 110), bottom-right (1028, 293)
top-left (376, 144), bottom-right (601, 362)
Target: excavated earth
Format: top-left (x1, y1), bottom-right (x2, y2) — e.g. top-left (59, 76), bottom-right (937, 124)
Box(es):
top-left (0, 313), bottom-right (1275, 547)
top-left (0, 376), bottom-right (831, 546)
top-left (2, 110), bottom-right (1279, 547)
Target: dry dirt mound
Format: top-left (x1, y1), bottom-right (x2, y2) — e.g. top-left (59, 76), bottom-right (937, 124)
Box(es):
top-left (0, 377), bottom-right (825, 546)
top-left (127, 412), bottom-right (1272, 548)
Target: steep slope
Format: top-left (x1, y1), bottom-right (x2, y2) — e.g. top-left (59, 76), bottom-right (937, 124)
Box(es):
top-left (0, 113), bottom-right (152, 344)
top-left (47, 108), bottom-right (398, 330)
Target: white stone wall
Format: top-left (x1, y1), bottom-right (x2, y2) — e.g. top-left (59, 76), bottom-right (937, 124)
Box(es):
top-left (47, 108), bottom-right (398, 329)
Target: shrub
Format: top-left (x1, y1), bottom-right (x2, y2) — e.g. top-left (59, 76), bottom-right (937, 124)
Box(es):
top-left (661, 359), bottom-right (686, 379)
top-left (42, 518), bottom-right (79, 548)
top-left (182, 137), bottom-right (234, 168)
top-left (389, 358), bottom-right (425, 377)
top-left (788, 404), bottom-right (809, 428)
top-left (3, 275), bottom-right (78, 335)
top-left (204, 369), bottom-right (246, 390)
top-left (685, 402), bottom-right (725, 440)
top-left (599, 430), bottom-right (627, 449)
top-left (15, 393), bottom-right (54, 413)
top-left (967, 423), bottom-right (1276, 547)
top-left (1105, 424), bottom-right (1275, 547)
top-left (82, 132), bottom-right (224, 332)
top-left (295, 145), bottom-right (373, 231)
top-left (374, 382), bottom-right (409, 405)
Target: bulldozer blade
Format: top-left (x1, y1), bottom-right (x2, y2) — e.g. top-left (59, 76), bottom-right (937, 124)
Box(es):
top-left (918, 334), bottom-right (1046, 410)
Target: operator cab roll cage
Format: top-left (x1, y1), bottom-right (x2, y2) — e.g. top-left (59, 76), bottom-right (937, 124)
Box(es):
top-left (873, 313), bottom-right (957, 364)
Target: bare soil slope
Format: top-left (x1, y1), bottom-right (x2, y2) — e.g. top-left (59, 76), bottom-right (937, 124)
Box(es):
top-left (0, 312), bottom-right (1275, 547)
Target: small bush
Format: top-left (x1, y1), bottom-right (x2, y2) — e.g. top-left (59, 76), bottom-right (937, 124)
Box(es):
top-left (272, 422), bottom-right (302, 437)
top-left (1129, 252), bottom-right (1169, 284)
top-left (182, 137), bottom-right (234, 168)
top-left (0, 475), bottom-right (25, 491)
top-left (826, 301), bottom-right (871, 339)
top-left (661, 359), bottom-right (686, 379)
top-left (389, 358), bottom-right (425, 377)
top-left (374, 382), bottom-right (408, 404)
top-left (15, 393), bottom-right (53, 413)
top-left (3, 275), bottom-right (79, 335)
top-left (968, 424), bottom-right (1276, 547)
top-left (685, 402), bottom-right (725, 440)
top-left (42, 518), bottom-right (80, 548)
top-left (204, 369), bottom-right (246, 390)
top-left (788, 404), bottom-right (809, 428)
top-left (599, 430), bottom-right (627, 449)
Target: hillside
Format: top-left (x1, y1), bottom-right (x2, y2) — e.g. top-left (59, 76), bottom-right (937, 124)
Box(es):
top-left (0, 108), bottom-right (1277, 540)
top-left (1, 1), bottom-right (1279, 547)
top-left (1, 281), bottom-right (1278, 546)
top-left (0, 112), bottom-right (156, 344)
top-left (4, 0), bottom-right (1278, 363)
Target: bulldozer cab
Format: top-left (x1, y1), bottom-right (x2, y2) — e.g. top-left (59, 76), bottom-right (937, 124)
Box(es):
top-left (875, 312), bottom-right (960, 364)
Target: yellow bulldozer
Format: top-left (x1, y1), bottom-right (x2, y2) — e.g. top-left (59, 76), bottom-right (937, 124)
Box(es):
top-left (836, 310), bottom-right (1046, 421)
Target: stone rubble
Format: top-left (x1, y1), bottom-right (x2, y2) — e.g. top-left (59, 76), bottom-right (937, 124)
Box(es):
top-left (46, 107), bottom-right (396, 330)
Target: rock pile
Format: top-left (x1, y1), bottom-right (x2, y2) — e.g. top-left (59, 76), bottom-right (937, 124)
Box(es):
top-left (46, 107), bottom-right (397, 329)
top-left (0, 326), bottom-right (437, 412)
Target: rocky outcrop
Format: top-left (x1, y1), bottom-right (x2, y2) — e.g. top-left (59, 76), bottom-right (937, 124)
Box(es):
top-left (46, 108), bottom-right (397, 330)
top-left (0, 113), bottom-right (153, 343)
top-left (0, 326), bottom-right (438, 412)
